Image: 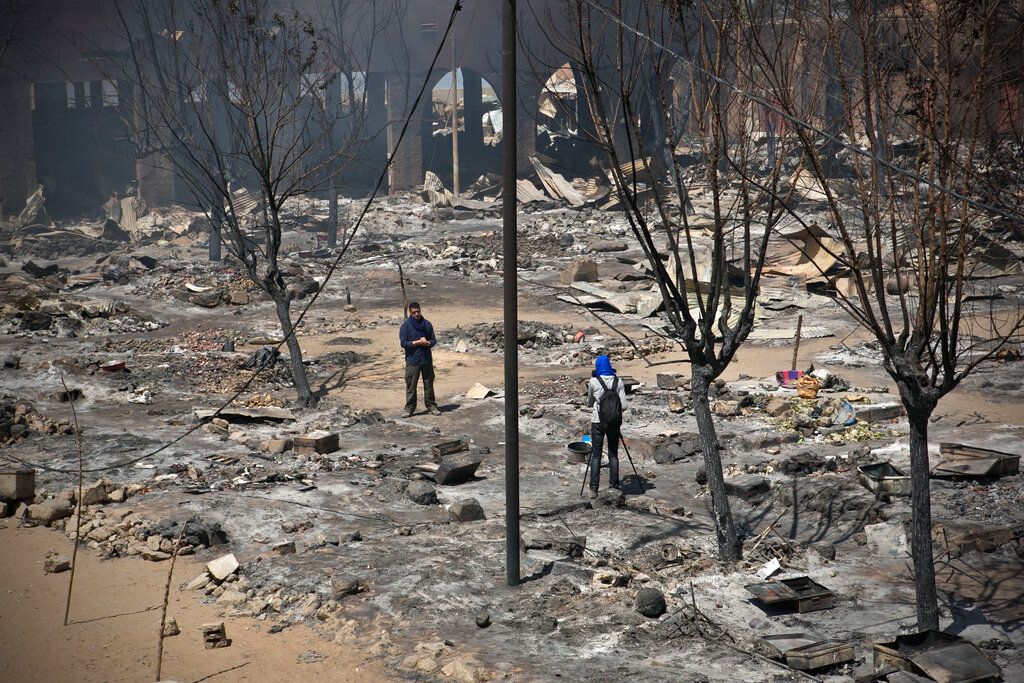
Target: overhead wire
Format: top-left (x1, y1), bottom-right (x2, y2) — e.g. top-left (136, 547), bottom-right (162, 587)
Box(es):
top-left (0, 0), bottom-right (464, 475)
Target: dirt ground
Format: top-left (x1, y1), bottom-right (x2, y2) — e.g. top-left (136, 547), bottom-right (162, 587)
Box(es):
top-left (0, 522), bottom-right (394, 682)
top-left (2, 197), bottom-right (1023, 682)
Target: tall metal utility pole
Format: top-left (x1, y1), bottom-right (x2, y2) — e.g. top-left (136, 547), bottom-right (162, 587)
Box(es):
top-left (501, 0), bottom-right (520, 587)
top-left (450, 40), bottom-right (460, 195)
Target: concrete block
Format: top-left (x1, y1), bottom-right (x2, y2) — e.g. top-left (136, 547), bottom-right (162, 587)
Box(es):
top-left (206, 553), bottom-right (239, 580)
top-left (855, 402), bottom-right (905, 423)
top-left (864, 521), bottom-right (909, 557)
top-left (724, 475), bottom-right (770, 500)
top-left (435, 454), bottom-right (482, 486)
top-left (559, 257), bottom-right (598, 284)
top-left (201, 622), bottom-right (231, 649)
top-left (81, 478), bottom-right (115, 505)
top-left (656, 373), bottom-right (679, 390)
top-left (449, 498), bottom-right (486, 522)
top-left (216, 590), bottom-right (246, 607)
top-left (271, 540), bottom-right (296, 555)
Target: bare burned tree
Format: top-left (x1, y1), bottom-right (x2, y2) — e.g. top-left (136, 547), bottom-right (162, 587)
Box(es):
top-left (750, 0), bottom-right (1024, 629)
top-left (111, 0), bottom-right (379, 407)
top-left (527, 0), bottom-right (801, 560)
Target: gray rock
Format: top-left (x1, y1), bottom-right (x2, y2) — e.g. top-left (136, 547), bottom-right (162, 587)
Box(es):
top-left (475, 612), bottom-right (491, 628)
top-left (162, 617), bottom-right (181, 637)
top-left (81, 478), bottom-right (116, 505)
top-left (339, 530), bottom-right (362, 544)
top-left (331, 576), bottom-right (365, 599)
top-left (588, 239), bottom-right (628, 252)
top-left (559, 258), bottom-right (599, 284)
top-left (271, 540), bottom-right (296, 555)
top-left (406, 481), bottom-right (438, 505)
top-left (812, 541), bottom-right (836, 561)
top-left (44, 552), bottom-right (71, 573)
top-left (27, 498), bottom-right (73, 524)
top-left (635, 587), bottom-right (666, 618)
top-left (449, 498), bottom-right (486, 522)
top-left (216, 590), bottom-right (247, 607)
top-left (656, 373), bottom-right (679, 390)
top-left (596, 488), bottom-right (624, 507)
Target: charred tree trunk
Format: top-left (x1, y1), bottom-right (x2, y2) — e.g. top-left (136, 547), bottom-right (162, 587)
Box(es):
top-left (327, 186), bottom-right (338, 247)
top-left (272, 293), bottom-right (316, 408)
top-left (691, 368), bottom-right (740, 561)
top-left (209, 216), bottom-right (222, 262)
top-left (907, 404), bottom-right (939, 630)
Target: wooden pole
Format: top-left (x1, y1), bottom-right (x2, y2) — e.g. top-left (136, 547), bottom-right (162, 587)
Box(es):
top-left (155, 521), bottom-right (188, 681)
top-left (450, 40), bottom-right (460, 195)
top-left (397, 260), bottom-right (409, 316)
top-left (790, 314), bottom-right (803, 371)
top-left (62, 374), bottom-right (83, 627)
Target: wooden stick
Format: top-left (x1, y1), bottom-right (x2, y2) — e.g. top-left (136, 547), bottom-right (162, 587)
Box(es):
top-left (62, 374), bottom-right (83, 627)
top-left (155, 520), bottom-right (188, 681)
top-left (791, 314), bottom-right (803, 371)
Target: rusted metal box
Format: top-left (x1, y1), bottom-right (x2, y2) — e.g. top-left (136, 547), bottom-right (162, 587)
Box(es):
top-left (294, 431), bottom-right (339, 455)
top-left (0, 469), bottom-right (35, 501)
top-left (745, 576), bottom-right (834, 613)
top-left (430, 439), bottom-right (468, 459)
top-left (762, 633), bottom-right (855, 671)
top-left (858, 462), bottom-right (912, 496)
top-left (933, 443), bottom-right (1020, 479)
top-left (873, 630), bottom-right (1000, 682)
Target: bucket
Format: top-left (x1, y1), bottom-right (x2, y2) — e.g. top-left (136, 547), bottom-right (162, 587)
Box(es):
top-left (567, 441), bottom-right (591, 463)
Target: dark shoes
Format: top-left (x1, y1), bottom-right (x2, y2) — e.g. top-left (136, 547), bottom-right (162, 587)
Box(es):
top-left (404, 409), bottom-right (415, 418)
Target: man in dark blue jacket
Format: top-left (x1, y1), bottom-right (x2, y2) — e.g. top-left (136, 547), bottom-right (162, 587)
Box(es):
top-left (399, 302), bottom-right (440, 417)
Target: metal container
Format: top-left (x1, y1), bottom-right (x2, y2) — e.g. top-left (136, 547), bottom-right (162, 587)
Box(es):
top-left (567, 441), bottom-right (591, 463)
top-left (762, 633), bottom-right (855, 671)
top-left (745, 576), bottom-right (834, 613)
top-left (873, 630), bottom-right (1000, 682)
top-left (0, 469), bottom-right (35, 501)
top-left (858, 462), bottom-right (912, 496)
top-left (933, 443), bottom-right (1020, 478)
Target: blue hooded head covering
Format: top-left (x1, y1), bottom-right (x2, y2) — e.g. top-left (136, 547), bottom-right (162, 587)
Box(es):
top-left (592, 354), bottom-right (615, 377)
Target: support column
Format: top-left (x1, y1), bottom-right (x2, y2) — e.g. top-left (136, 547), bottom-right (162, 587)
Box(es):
top-left (136, 151), bottom-right (176, 209)
top-left (462, 70), bottom-right (483, 173)
top-left (514, 80), bottom-right (539, 175)
top-left (365, 72), bottom-right (387, 158)
top-left (386, 72), bottom-right (425, 193)
top-left (0, 79), bottom-right (36, 217)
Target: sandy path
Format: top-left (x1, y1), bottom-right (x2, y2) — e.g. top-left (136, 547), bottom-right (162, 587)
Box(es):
top-left (0, 523), bottom-right (394, 683)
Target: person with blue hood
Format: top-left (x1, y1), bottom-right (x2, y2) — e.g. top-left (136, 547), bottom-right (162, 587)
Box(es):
top-left (585, 354), bottom-right (628, 497)
top-left (399, 301), bottom-right (440, 417)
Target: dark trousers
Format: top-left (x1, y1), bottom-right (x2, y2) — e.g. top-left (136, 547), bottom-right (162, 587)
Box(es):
top-left (404, 363), bottom-right (437, 413)
top-left (589, 420), bottom-right (620, 491)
